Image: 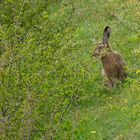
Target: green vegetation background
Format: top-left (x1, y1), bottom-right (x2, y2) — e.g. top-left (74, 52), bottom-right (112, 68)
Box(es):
top-left (0, 0), bottom-right (140, 139)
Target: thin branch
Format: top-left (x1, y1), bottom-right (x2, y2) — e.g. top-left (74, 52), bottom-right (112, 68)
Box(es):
top-left (14, 0), bottom-right (27, 45)
top-left (46, 94), bottom-right (78, 136)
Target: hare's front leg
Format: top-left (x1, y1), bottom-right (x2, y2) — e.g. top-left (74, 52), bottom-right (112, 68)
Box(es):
top-left (107, 77), bottom-right (115, 88)
top-left (103, 76), bottom-right (114, 88)
top-left (102, 68), bottom-right (114, 88)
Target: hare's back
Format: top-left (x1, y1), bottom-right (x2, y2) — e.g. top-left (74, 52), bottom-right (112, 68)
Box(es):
top-left (101, 52), bottom-right (125, 78)
top-left (101, 52), bottom-right (122, 65)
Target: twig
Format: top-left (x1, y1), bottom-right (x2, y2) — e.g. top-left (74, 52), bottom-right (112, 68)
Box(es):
top-left (14, 0), bottom-right (27, 45)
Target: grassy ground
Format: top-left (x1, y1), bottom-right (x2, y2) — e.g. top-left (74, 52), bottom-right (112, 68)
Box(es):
top-left (54, 0), bottom-right (140, 139)
top-left (1, 0), bottom-right (140, 139)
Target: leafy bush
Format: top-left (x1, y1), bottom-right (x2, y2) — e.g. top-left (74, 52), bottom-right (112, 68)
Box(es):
top-left (0, 0), bottom-right (140, 139)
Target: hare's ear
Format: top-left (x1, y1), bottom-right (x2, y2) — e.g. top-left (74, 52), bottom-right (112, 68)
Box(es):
top-left (103, 26), bottom-right (110, 44)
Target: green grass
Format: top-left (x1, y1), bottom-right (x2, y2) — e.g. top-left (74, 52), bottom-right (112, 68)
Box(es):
top-left (54, 0), bottom-right (140, 139)
top-left (0, 0), bottom-right (140, 139)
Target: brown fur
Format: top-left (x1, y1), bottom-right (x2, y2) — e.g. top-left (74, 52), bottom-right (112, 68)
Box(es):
top-left (101, 52), bottom-right (127, 87)
top-left (93, 26), bottom-right (127, 87)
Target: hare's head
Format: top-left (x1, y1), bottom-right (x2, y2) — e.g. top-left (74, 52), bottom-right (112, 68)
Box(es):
top-left (93, 26), bottom-right (111, 57)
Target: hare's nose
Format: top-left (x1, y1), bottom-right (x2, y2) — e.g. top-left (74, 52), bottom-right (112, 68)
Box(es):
top-left (93, 50), bottom-right (99, 57)
top-left (93, 53), bottom-right (98, 57)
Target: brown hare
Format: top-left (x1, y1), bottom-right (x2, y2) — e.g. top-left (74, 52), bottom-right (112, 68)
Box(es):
top-left (93, 26), bottom-right (127, 88)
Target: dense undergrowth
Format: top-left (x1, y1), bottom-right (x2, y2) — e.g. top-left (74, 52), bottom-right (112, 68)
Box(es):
top-left (0, 0), bottom-right (140, 139)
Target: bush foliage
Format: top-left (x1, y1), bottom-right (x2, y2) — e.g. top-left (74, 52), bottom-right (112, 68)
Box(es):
top-left (0, 0), bottom-right (140, 139)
